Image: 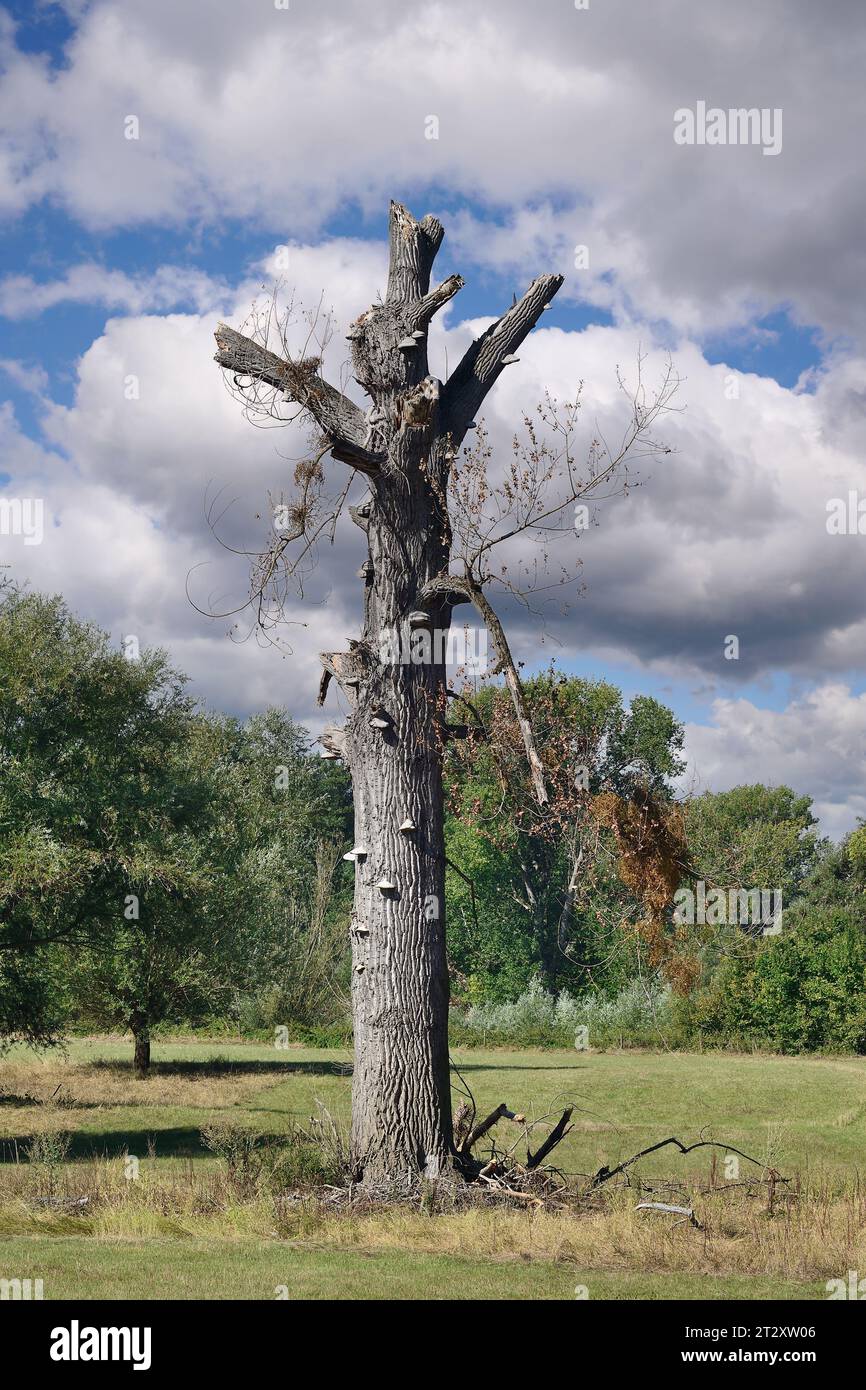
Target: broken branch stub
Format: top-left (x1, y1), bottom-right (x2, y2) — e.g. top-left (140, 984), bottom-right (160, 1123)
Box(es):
top-left (526, 1108), bottom-right (574, 1170)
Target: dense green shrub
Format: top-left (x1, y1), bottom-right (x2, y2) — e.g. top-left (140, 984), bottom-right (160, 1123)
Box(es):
top-left (686, 903), bottom-right (866, 1053)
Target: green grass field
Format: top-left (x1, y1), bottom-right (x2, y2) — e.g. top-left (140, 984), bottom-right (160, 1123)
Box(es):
top-left (1, 1038), bottom-right (864, 1300)
top-left (0, 1237), bottom-right (825, 1301)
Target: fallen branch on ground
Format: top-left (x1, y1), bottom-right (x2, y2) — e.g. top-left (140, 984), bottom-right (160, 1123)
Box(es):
top-left (636, 1200), bottom-right (702, 1229)
top-left (588, 1136), bottom-right (789, 1191)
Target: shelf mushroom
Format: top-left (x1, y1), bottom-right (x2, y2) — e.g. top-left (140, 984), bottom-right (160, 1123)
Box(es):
top-left (399, 817), bottom-right (417, 833)
top-left (397, 336), bottom-right (417, 349)
top-left (343, 845), bottom-right (367, 861)
top-left (376, 878), bottom-right (396, 893)
top-left (408, 610), bottom-right (429, 628)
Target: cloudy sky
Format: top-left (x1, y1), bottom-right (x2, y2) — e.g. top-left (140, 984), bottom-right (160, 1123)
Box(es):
top-left (1, 0), bottom-right (865, 837)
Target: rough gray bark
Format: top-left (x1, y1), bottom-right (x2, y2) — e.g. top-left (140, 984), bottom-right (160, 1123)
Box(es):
top-left (214, 201), bottom-right (562, 1183)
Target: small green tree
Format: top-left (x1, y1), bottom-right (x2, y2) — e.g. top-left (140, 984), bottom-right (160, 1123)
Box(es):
top-left (69, 706), bottom-right (354, 1070)
top-left (0, 588), bottom-right (194, 1047)
top-left (67, 712), bottom-right (246, 1075)
top-left (0, 586), bottom-right (353, 1065)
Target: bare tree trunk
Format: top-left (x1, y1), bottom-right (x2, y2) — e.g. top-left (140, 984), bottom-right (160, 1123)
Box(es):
top-left (347, 661), bottom-right (453, 1182)
top-left (213, 200), bottom-right (563, 1184)
top-left (130, 1012), bottom-right (150, 1079)
top-left (343, 209), bottom-right (456, 1182)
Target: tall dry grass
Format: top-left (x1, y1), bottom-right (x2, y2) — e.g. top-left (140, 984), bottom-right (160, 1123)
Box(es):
top-left (0, 1141), bottom-right (863, 1284)
top-left (0, 1057), bottom-right (288, 1135)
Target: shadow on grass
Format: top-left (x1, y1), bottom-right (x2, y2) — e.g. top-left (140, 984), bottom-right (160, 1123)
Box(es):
top-left (451, 1062), bottom-right (587, 1073)
top-left (0, 1092), bottom-right (99, 1111)
top-left (0, 1124), bottom-right (294, 1163)
top-left (87, 1059), bottom-right (353, 1078)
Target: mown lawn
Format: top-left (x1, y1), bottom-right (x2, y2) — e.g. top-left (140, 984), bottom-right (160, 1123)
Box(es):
top-left (3, 1037), bottom-right (864, 1176)
top-left (1, 1038), bottom-right (864, 1299)
top-left (0, 1235), bottom-right (825, 1301)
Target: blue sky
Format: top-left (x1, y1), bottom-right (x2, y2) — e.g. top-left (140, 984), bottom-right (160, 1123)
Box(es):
top-left (2, 0), bottom-right (865, 837)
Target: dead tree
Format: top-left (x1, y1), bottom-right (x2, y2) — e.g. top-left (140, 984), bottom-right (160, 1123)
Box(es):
top-left (211, 200), bottom-right (676, 1184)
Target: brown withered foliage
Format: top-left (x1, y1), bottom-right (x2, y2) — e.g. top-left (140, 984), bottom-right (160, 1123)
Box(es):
top-left (591, 786), bottom-right (698, 993)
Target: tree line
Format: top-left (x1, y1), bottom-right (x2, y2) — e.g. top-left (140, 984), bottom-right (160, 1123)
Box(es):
top-left (2, 584), bottom-right (864, 1070)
